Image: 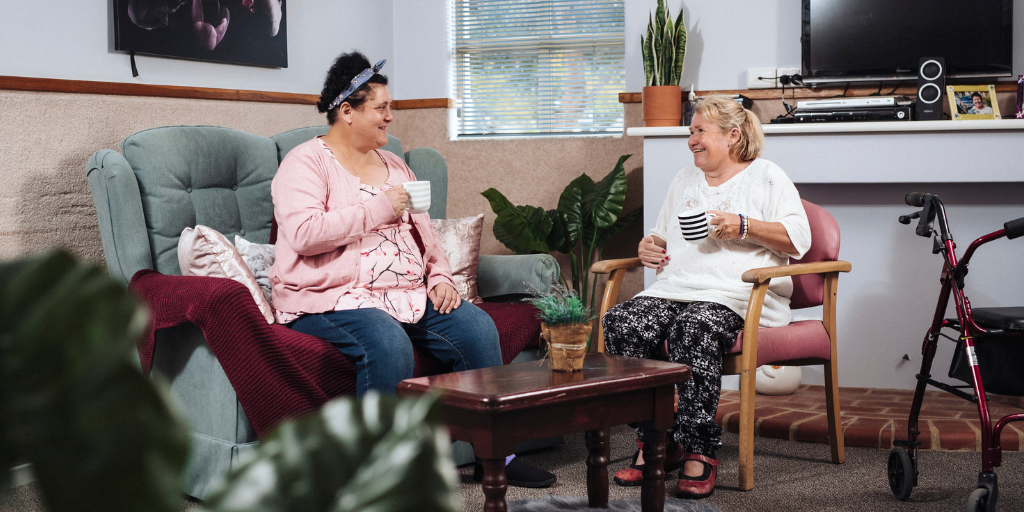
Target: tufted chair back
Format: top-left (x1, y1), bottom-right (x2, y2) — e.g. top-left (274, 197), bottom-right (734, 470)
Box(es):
top-left (121, 126), bottom-right (279, 276)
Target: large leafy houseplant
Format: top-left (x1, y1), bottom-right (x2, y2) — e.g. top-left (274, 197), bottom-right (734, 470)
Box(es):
top-left (642, 0), bottom-right (687, 87)
top-left (0, 250), bottom-right (459, 512)
top-left (482, 154), bottom-right (641, 314)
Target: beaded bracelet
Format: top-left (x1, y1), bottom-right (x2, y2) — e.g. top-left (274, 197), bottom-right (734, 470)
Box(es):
top-left (740, 214), bottom-right (749, 240)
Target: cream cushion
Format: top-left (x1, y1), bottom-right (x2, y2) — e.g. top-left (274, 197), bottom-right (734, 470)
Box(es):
top-left (177, 225), bottom-right (275, 324)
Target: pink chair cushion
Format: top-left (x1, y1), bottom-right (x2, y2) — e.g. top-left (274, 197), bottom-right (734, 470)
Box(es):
top-left (789, 200), bottom-right (840, 310)
top-left (726, 320), bottom-right (832, 367)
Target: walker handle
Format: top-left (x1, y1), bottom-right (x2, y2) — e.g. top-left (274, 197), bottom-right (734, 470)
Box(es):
top-left (905, 192), bottom-right (933, 207)
top-left (1005, 217), bottom-right (1024, 240)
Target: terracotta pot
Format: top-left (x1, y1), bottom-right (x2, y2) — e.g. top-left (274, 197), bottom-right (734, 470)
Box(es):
top-left (540, 322), bottom-right (592, 372)
top-left (642, 85), bottom-right (683, 127)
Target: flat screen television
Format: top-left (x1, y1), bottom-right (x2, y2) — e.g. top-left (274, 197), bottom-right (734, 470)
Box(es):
top-left (801, 0), bottom-right (1013, 85)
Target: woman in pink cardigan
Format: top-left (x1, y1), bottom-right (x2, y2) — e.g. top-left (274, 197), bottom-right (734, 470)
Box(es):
top-left (270, 51), bottom-right (502, 396)
top-left (270, 52), bottom-right (556, 488)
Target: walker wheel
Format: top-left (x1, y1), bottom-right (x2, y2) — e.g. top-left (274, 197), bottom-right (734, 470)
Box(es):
top-left (965, 487), bottom-right (989, 512)
top-left (887, 447), bottom-right (914, 500)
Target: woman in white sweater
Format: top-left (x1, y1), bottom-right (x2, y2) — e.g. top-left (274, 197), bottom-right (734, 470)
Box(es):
top-left (605, 96), bottom-right (811, 499)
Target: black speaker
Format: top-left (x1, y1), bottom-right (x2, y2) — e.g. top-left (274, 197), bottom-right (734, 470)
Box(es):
top-left (915, 57), bottom-right (945, 121)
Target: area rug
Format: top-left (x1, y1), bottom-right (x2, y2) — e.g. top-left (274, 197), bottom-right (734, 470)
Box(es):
top-left (507, 495), bottom-right (721, 512)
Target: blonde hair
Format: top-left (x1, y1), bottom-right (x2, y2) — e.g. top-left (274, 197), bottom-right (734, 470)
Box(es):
top-left (694, 95), bottom-right (763, 162)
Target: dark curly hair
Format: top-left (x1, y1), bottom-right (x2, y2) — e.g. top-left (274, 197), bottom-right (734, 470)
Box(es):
top-left (316, 51), bottom-right (389, 125)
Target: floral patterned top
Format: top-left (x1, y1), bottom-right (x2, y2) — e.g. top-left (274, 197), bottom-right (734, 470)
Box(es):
top-left (335, 178), bottom-right (428, 323)
top-left (274, 139), bottom-right (428, 324)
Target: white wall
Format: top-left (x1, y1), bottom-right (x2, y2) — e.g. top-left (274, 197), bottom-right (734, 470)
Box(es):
top-left (0, 1), bottom-right (394, 95)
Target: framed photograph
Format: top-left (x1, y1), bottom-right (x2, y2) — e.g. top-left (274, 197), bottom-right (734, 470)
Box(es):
top-left (947, 85), bottom-right (1000, 120)
top-left (113, 0), bottom-right (287, 68)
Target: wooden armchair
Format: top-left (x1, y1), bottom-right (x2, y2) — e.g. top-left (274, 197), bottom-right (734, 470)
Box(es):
top-left (591, 200), bottom-right (851, 490)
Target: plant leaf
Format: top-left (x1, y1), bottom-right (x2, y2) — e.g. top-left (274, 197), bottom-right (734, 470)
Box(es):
top-left (672, 9), bottom-right (686, 85)
top-left (481, 188), bottom-right (552, 254)
top-left (587, 154), bottom-right (632, 230)
top-left (596, 206), bottom-right (644, 248)
top-left (557, 174), bottom-right (595, 252)
top-left (641, 22), bottom-right (653, 87)
top-left (660, 8), bottom-right (674, 87)
top-left (204, 392), bottom-right (461, 512)
top-left (0, 250), bottom-right (189, 512)
top-left (546, 209), bottom-right (568, 254)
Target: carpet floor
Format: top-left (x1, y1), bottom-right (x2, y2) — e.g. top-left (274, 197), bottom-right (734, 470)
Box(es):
top-left (4, 425), bottom-right (1022, 511)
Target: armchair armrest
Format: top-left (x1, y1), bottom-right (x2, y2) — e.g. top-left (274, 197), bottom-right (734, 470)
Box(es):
top-left (477, 254), bottom-right (561, 300)
top-left (590, 257), bottom-right (643, 353)
top-left (741, 260), bottom-right (852, 284)
top-left (591, 257), bottom-right (642, 274)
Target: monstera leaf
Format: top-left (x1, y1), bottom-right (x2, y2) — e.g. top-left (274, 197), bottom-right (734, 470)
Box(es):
top-left (482, 188), bottom-right (553, 254)
top-left (0, 250), bottom-right (190, 512)
top-left (483, 155), bottom-right (641, 312)
top-left (203, 392), bottom-right (460, 512)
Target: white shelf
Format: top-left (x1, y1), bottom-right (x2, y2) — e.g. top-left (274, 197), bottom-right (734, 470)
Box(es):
top-left (627, 118), bottom-right (1024, 138)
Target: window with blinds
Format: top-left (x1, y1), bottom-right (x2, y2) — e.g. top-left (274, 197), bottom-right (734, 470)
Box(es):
top-left (453, 0), bottom-right (626, 137)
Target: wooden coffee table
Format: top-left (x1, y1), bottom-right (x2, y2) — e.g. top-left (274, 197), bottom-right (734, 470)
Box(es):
top-left (397, 353), bottom-right (691, 512)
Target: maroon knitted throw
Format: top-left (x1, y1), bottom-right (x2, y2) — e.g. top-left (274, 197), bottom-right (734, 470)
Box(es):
top-left (129, 270), bottom-right (540, 438)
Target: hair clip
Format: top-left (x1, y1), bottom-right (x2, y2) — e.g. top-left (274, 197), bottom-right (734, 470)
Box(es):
top-left (327, 59), bottom-right (386, 111)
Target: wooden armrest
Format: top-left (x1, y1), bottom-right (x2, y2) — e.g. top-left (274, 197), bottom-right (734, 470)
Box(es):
top-left (591, 257), bottom-right (643, 274)
top-left (741, 260), bottom-right (852, 284)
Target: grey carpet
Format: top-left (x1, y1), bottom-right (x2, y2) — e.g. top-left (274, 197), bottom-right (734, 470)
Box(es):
top-left (4, 425), bottom-right (1023, 511)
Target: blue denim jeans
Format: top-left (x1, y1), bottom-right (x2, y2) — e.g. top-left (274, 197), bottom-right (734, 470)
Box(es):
top-left (290, 300), bottom-right (502, 396)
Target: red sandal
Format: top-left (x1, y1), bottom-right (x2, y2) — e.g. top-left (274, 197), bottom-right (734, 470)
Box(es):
top-left (675, 453), bottom-right (718, 499)
top-left (613, 438), bottom-right (685, 487)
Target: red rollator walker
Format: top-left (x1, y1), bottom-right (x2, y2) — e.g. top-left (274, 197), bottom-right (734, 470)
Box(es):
top-left (888, 192), bottom-right (1024, 512)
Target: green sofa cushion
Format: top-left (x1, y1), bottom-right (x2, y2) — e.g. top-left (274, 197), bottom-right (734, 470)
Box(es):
top-left (121, 126), bottom-right (278, 275)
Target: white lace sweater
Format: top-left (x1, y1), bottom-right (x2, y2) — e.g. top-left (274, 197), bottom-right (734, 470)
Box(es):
top-left (637, 158), bottom-right (811, 327)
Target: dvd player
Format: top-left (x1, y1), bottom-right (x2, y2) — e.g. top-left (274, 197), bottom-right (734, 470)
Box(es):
top-left (794, 106), bottom-right (912, 123)
top-left (797, 96), bottom-right (910, 111)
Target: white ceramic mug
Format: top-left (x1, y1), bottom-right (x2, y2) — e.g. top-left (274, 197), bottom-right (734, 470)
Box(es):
top-left (402, 181), bottom-right (431, 214)
top-left (678, 209), bottom-right (717, 243)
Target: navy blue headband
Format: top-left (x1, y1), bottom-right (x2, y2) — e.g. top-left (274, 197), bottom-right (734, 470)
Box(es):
top-left (327, 59), bottom-right (386, 111)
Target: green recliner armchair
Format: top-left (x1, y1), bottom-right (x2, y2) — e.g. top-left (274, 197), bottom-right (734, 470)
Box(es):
top-left (85, 125), bottom-right (560, 498)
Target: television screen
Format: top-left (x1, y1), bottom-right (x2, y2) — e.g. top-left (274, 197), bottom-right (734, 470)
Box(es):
top-left (801, 0), bottom-right (1012, 84)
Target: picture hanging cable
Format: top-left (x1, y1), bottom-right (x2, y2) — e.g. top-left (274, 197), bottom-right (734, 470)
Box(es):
top-left (130, 52), bottom-right (139, 78)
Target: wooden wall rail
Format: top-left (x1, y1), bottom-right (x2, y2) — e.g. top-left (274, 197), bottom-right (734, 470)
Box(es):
top-left (619, 81), bottom-right (1020, 104)
top-left (0, 76), bottom-right (453, 109)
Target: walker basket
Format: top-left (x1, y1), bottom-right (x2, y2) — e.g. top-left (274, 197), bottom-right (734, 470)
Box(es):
top-left (948, 334), bottom-right (1024, 397)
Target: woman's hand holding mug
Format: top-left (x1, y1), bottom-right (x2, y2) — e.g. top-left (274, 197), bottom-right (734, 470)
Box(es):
top-left (707, 210), bottom-right (741, 240)
top-left (384, 186), bottom-right (409, 217)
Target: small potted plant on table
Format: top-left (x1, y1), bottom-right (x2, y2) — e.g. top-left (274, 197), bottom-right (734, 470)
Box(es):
top-left (530, 285), bottom-right (593, 372)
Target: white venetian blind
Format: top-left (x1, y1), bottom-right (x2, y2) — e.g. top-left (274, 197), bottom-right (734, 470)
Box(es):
top-left (453, 0), bottom-right (626, 137)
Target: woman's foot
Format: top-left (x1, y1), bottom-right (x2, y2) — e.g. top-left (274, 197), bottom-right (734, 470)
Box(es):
top-left (675, 453), bottom-right (718, 499)
top-left (612, 438), bottom-right (685, 487)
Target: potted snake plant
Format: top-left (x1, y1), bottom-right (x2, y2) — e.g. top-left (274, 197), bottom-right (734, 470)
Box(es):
top-left (641, 0), bottom-right (687, 126)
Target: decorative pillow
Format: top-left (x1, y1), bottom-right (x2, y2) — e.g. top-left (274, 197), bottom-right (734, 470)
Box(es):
top-left (177, 225), bottom-right (275, 324)
top-left (235, 235), bottom-right (276, 305)
top-left (430, 214), bottom-right (484, 304)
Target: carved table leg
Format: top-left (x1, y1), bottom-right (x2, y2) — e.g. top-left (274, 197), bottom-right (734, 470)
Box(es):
top-left (585, 427), bottom-right (610, 508)
top-left (480, 458), bottom-right (507, 512)
top-left (639, 428), bottom-right (666, 512)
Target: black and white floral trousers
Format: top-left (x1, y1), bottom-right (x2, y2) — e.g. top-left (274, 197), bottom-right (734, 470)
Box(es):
top-left (602, 296), bottom-right (743, 457)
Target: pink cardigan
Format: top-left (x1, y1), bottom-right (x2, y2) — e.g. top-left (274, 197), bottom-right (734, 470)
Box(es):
top-left (269, 138), bottom-right (454, 318)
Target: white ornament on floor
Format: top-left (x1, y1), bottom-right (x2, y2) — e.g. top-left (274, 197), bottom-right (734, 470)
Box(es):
top-left (754, 365), bottom-right (801, 395)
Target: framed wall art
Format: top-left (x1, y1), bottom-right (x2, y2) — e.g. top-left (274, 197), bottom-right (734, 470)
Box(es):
top-left (114, 0), bottom-right (287, 68)
top-left (947, 84), bottom-right (1000, 120)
